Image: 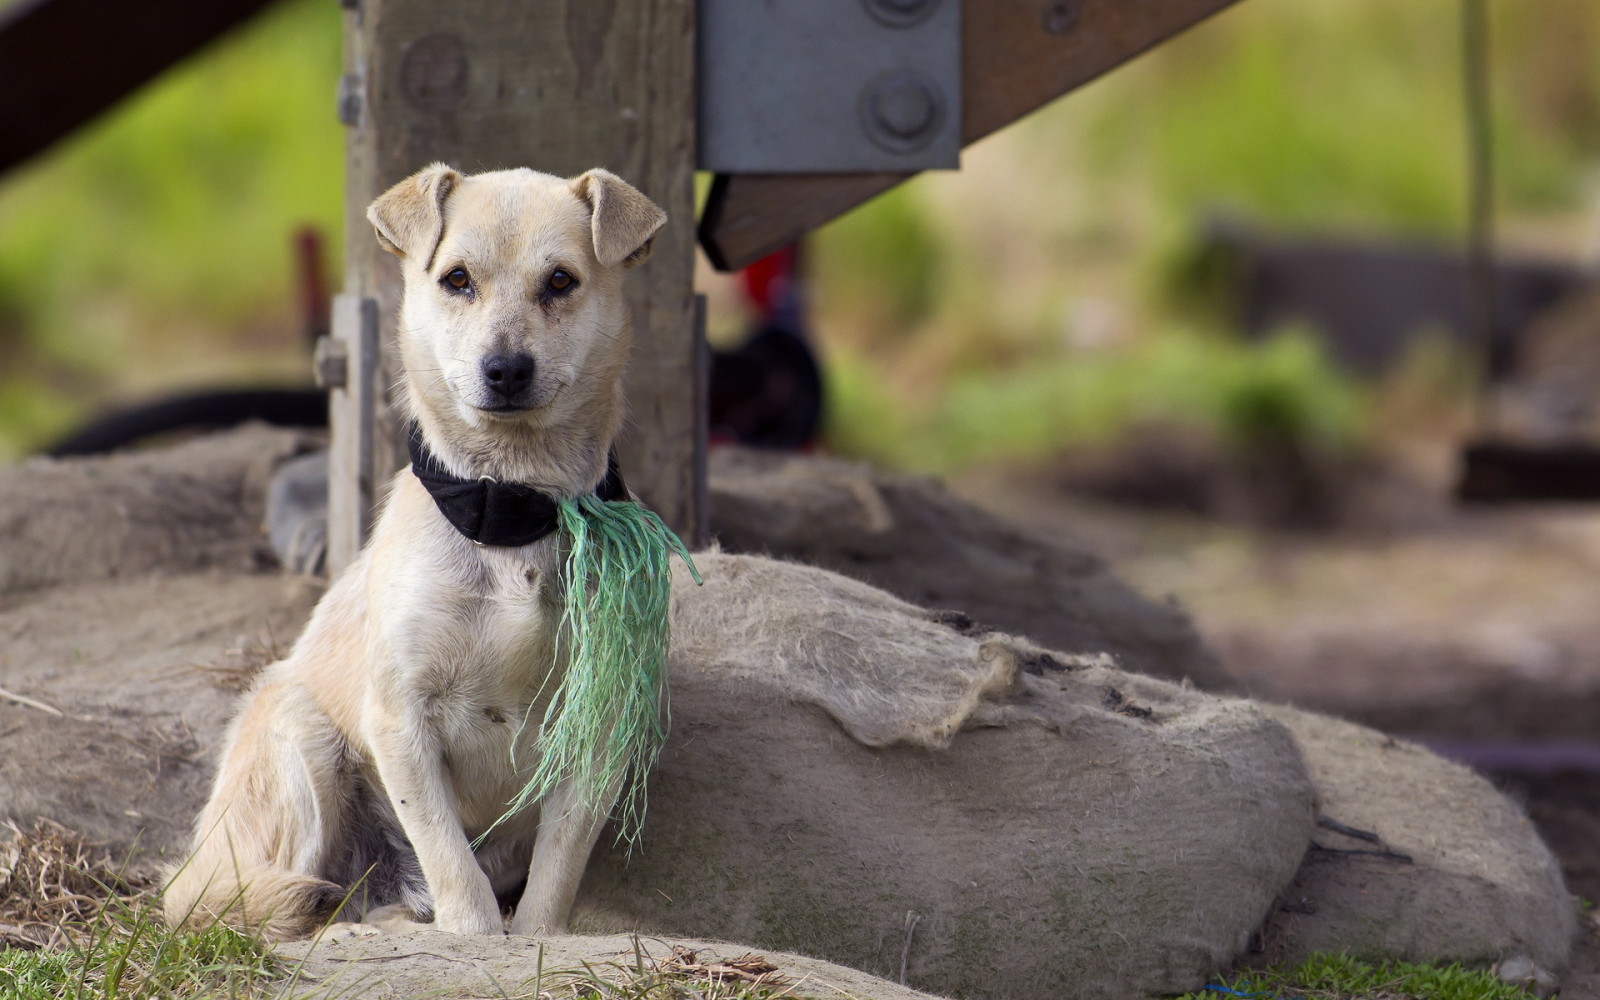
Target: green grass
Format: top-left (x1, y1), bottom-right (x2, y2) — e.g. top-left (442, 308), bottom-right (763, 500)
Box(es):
top-left (825, 326), bottom-right (1366, 474)
top-left (0, 900), bottom-right (281, 999)
top-left (1179, 953), bottom-right (1544, 1000)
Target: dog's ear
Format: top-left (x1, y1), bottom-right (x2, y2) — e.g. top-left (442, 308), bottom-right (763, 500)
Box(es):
top-left (367, 163), bottom-right (462, 264)
top-left (569, 169), bottom-right (667, 269)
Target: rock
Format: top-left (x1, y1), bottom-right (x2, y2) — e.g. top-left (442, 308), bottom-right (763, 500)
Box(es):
top-left (0, 436), bottom-right (1577, 995)
top-left (708, 447), bottom-right (1230, 689)
top-left (278, 931), bottom-right (953, 1000)
top-left (1258, 706), bottom-right (1577, 972)
top-left (1494, 955), bottom-right (1561, 998)
top-left (0, 425), bottom-right (318, 597)
top-left (574, 553), bottom-right (1317, 1000)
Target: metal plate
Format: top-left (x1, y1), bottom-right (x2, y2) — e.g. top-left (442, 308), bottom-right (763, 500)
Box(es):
top-left (697, 0), bottom-right (960, 173)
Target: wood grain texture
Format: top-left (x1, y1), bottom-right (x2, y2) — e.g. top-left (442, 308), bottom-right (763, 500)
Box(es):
top-left (332, 0), bottom-right (698, 566)
top-left (698, 0), bottom-right (1245, 271)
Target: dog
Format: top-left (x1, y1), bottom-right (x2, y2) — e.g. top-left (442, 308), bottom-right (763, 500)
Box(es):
top-left (163, 163), bottom-right (667, 940)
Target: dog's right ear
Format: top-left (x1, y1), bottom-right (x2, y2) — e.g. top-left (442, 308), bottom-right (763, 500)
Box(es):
top-left (367, 163), bottom-right (462, 265)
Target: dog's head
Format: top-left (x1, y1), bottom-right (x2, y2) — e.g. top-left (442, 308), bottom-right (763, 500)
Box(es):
top-left (368, 164), bottom-right (665, 431)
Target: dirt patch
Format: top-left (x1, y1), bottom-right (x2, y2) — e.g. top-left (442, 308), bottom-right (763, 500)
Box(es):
top-left (0, 570), bottom-right (321, 866)
top-left (281, 931), bottom-right (951, 1000)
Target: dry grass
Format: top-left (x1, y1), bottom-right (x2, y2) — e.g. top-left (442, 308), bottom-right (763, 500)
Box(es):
top-left (186, 627), bottom-right (284, 693)
top-left (489, 941), bottom-right (800, 1000)
top-left (0, 820), bottom-right (280, 999)
top-left (0, 821), bottom-right (797, 1000)
top-left (0, 819), bottom-right (148, 951)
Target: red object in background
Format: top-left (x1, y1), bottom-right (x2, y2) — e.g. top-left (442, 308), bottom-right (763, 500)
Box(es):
top-left (294, 226), bottom-right (330, 349)
top-left (740, 244), bottom-right (798, 322)
top-left (710, 244), bottom-right (822, 451)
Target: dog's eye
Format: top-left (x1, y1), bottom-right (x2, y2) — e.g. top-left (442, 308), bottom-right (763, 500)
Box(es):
top-left (442, 268), bottom-right (472, 293)
top-left (547, 270), bottom-right (576, 294)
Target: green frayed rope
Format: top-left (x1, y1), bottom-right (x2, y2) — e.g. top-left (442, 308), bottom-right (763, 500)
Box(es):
top-left (480, 493), bottom-right (701, 850)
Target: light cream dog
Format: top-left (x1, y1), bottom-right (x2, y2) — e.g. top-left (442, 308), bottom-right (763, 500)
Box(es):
top-left (163, 163), bottom-right (666, 939)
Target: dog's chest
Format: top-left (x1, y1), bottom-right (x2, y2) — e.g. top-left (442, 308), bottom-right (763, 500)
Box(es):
top-left (388, 543), bottom-right (567, 733)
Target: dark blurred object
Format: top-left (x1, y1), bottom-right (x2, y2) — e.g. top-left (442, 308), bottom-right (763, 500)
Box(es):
top-left (709, 246), bottom-right (823, 450)
top-left (1458, 289), bottom-right (1600, 502)
top-left (1457, 442), bottom-right (1600, 503)
top-left (45, 388), bottom-right (326, 456)
top-left (0, 0), bottom-right (278, 174)
top-left (42, 229), bottom-right (332, 457)
top-left (1193, 221), bottom-right (1592, 376)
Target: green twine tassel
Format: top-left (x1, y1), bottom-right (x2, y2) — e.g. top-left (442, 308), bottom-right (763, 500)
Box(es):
top-left (482, 493), bottom-right (701, 850)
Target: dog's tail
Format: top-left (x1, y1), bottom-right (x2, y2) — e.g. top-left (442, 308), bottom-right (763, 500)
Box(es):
top-left (163, 856), bottom-right (345, 940)
top-left (163, 678), bottom-right (351, 940)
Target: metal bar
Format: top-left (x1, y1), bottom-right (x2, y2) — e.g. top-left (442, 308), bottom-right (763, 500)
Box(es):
top-left (0, 0), bottom-right (278, 174)
top-left (1461, 0), bottom-right (1499, 383)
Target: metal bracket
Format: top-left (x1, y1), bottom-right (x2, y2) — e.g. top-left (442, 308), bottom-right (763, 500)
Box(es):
top-left (697, 0), bottom-right (960, 173)
top-left (312, 335), bottom-right (348, 389)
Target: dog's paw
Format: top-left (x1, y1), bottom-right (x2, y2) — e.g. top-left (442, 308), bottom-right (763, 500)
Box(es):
top-left (434, 904), bottom-right (505, 936)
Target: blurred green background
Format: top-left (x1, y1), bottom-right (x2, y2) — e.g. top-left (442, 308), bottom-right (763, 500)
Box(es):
top-left (1, 0), bottom-right (1596, 471)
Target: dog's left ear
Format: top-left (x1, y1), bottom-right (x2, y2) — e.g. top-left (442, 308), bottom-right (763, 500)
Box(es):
top-left (367, 162), bottom-right (462, 265)
top-left (569, 169), bottom-right (667, 269)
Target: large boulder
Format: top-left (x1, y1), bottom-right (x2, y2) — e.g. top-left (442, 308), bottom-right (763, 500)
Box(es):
top-left (0, 436), bottom-right (1576, 997)
top-left (708, 448), bottom-right (1230, 689)
top-left (574, 553), bottom-right (1318, 1000)
top-left (1258, 706), bottom-right (1575, 972)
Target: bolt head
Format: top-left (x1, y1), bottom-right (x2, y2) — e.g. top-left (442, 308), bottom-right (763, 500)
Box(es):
top-left (872, 79), bottom-right (935, 138)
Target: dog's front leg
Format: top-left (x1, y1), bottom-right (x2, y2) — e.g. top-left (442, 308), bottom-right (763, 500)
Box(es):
top-left (368, 716), bottom-right (502, 935)
top-left (507, 774), bottom-right (615, 936)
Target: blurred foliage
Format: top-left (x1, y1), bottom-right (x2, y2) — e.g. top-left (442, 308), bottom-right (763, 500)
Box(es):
top-left (811, 0), bottom-right (1600, 471)
top-left (825, 327), bottom-right (1364, 473)
top-left (0, 0), bottom-right (1596, 468)
top-left (0, 0), bottom-right (343, 457)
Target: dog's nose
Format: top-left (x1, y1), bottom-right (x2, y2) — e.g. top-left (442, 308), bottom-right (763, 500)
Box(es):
top-left (480, 352), bottom-right (536, 400)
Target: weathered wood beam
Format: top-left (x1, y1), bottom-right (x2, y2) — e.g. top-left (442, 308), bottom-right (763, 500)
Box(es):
top-left (0, 0), bottom-right (278, 174)
top-left (698, 0), bottom-right (1245, 271)
top-left (332, 0), bottom-right (699, 569)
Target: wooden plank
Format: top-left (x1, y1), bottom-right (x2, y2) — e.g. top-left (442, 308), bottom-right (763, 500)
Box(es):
top-left (0, 0), bottom-right (277, 174)
top-left (698, 0), bottom-right (1245, 271)
top-left (326, 294), bottom-right (378, 573)
top-left (331, 0), bottom-right (698, 569)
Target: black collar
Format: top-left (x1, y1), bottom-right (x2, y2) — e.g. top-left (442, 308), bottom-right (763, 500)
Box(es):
top-left (407, 426), bottom-right (627, 547)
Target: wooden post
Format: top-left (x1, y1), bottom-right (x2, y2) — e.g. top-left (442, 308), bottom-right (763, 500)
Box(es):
top-left (330, 0), bottom-right (700, 570)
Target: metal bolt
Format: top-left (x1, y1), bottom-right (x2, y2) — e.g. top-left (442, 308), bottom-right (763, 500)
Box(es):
top-left (859, 69), bottom-right (945, 154)
top-left (861, 0), bottom-right (941, 29)
top-left (313, 336), bottom-right (349, 390)
top-left (872, 78), bottom-right (936, 139)
top-left (336, 73), bottom-right (362, 127)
